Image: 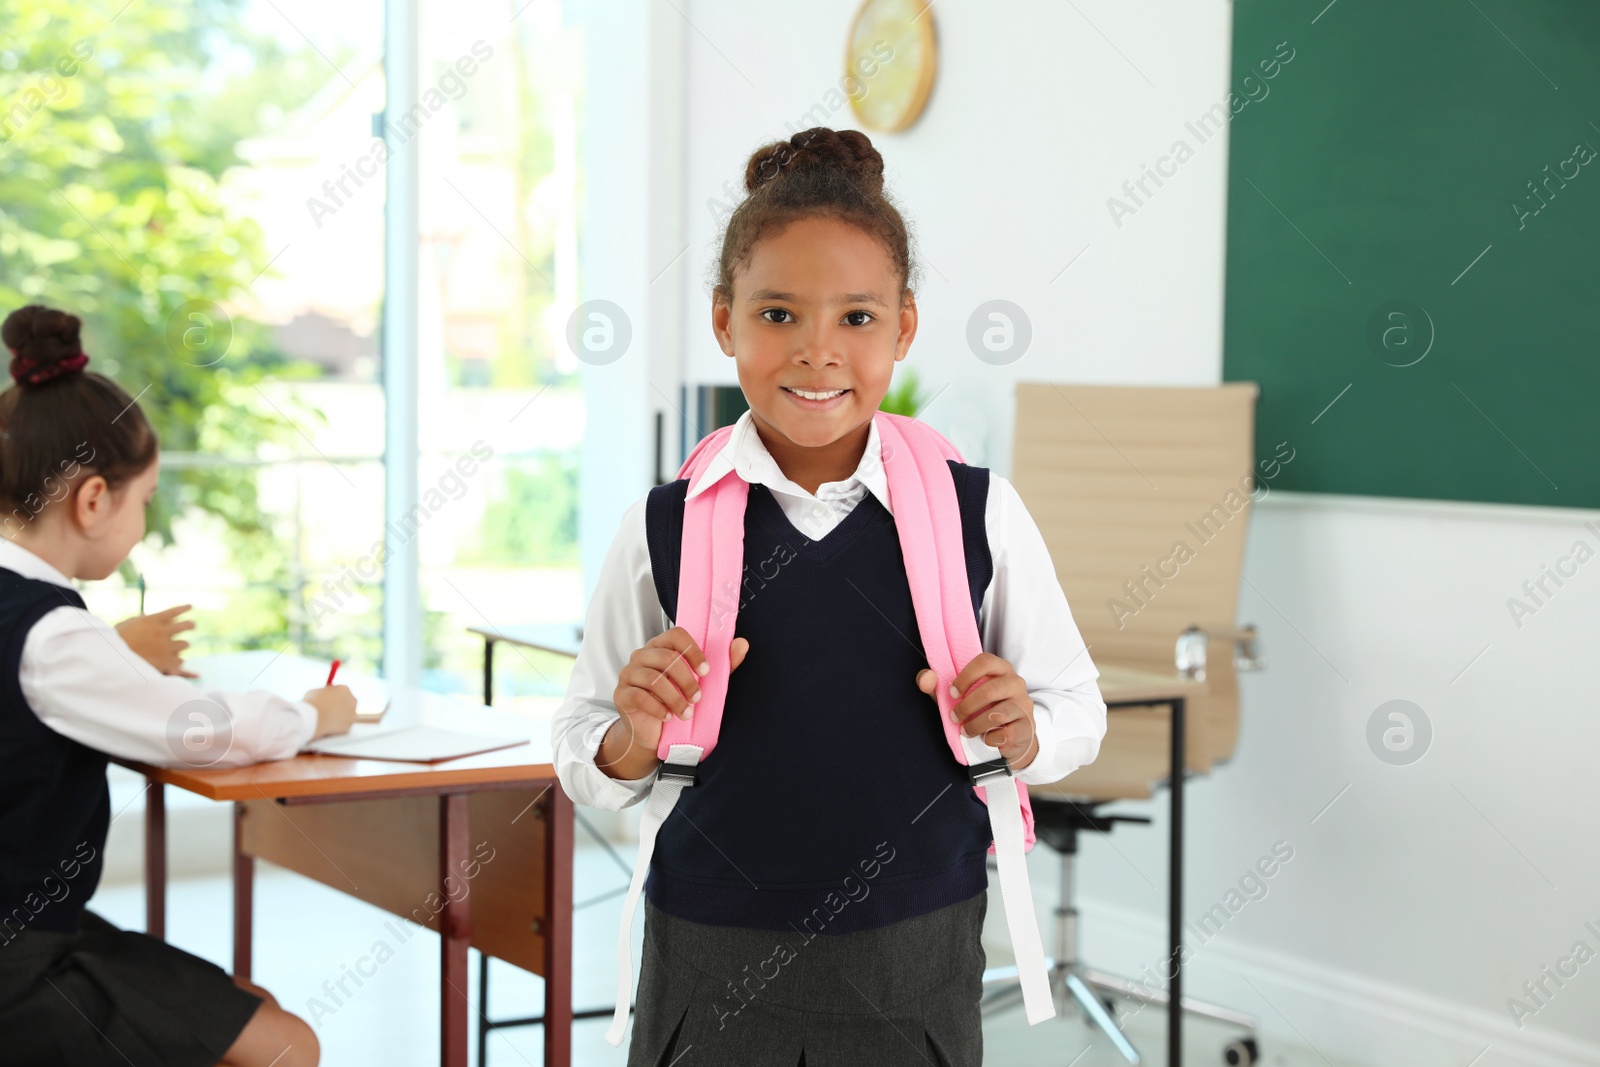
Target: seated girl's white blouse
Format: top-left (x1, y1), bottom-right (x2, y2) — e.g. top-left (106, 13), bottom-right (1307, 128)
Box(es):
top-left (0, 540), bottom-right (316, 768)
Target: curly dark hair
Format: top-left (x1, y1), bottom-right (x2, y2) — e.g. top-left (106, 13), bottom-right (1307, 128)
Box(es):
top-left (0, 304), bottom-right (158, 530)
top-left (712, 126), bottom-right (919, 304)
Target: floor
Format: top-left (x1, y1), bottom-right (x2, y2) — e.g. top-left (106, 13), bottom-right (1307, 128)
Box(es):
top-left (89, 838), bottom-right (1365, 1067)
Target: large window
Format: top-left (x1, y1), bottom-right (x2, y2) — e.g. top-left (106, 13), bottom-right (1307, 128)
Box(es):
top-left (412, 0), bottom-right (587, 706)
top-left (2, 0), bottom-right (588, 700)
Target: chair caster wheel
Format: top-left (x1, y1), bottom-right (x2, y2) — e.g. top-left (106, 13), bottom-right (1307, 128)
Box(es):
top-left (1223, 1036), bottom-right (1258, 1065)
top-left (1102, 996), bottom-right (1117, 1018)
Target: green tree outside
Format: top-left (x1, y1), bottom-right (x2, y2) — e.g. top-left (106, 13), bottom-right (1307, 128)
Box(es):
top-left (0, 0), bottom-right (345, 653)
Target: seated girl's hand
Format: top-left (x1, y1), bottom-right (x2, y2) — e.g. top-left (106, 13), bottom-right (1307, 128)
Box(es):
top-left (304, 685), bottom-right (357, 739)
top-left (916, 653), bottom-right (1038, 771)
top-left (600, 627), bottom-right (749, 781)
top-left (114, 605), bottom-right (199, 678)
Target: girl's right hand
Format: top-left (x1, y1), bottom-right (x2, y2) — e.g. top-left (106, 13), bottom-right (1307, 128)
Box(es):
top-left (599, 627), bottom-right (749, 781)
top-left (304, 685), bottom-right (358, 739)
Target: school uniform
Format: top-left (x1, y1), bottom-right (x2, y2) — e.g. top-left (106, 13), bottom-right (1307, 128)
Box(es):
top-left (552, 411), bottom-right (1107, 1067)
top-left (0, 540), bottom-right (317, 1067)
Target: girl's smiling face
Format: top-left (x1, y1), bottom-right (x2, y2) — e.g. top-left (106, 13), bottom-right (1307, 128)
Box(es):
top-left (712, 215), bottom-right (918, 489)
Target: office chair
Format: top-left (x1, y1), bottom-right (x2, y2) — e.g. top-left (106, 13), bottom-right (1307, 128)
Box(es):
top-left (988, 382), bottom-right (1266, 1066)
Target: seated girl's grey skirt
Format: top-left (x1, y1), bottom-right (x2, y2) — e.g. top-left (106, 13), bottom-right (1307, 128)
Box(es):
top-left (627, 890), bottom-right (987, 1067)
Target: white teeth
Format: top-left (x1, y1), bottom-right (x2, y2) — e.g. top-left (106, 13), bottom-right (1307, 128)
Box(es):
top-left (787, 388), bottom-right (846, 400)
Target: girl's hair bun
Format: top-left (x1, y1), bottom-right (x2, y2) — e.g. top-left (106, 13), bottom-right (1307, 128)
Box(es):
top-left (2, 304), bottom-right (91, 387)
top-left (714, 125), bottom-right (916, 301)
top-left (744, 127), bottom-right (885, 195)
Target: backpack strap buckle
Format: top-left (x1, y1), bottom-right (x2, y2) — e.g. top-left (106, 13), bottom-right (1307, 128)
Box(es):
top-left (967, 756), bottom-right (1012, 786)
top-left (658, 760), bottom-right (700, 787)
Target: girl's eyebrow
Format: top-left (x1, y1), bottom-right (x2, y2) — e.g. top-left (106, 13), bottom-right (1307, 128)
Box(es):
top-left (748, 288), bottom-right (887, 307)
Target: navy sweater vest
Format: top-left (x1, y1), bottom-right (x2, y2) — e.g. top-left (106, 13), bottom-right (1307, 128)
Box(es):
top-left (641, 460), bottom-right (996, 934)
top-left (0, 569), bottom-right (107, 938)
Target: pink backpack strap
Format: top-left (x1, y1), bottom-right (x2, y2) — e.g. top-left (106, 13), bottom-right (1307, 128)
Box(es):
top-left (877, 413), bottom-right (1036, 849)
top-left (678, 422), bottom-right (732, 482)
top-left (656, 425), bottom-right (744, 761)
top-left (875, 413), bottom-right (973, 765)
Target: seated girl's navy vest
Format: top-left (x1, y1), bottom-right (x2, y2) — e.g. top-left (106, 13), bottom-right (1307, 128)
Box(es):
top-left (0, 569), bottom-right (108, 938)
top-left (642, 460), bottom-right (995, 934)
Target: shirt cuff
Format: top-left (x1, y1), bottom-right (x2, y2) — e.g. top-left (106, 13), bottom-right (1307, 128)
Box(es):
top-left (555, 709), bottom-right (658, 812)
top-left (574, 761), bottom-right (658, 812)
top-left (1013, 687), bottom-right (1107, 786)
top-left (290, 699), bottom-right (318, 751)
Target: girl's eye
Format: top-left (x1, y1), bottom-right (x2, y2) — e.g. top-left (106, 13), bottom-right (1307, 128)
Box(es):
top-left (843, 311), bottom-right (873, 327)
top-left (760, 309), bottom-right (793, 324)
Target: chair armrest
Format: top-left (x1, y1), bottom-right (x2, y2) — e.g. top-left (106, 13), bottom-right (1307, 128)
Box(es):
top-left (1175, 623), bottom-right (1264, 679)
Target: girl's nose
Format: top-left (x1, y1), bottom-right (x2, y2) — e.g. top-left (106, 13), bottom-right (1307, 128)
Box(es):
top-left (794, 336), bottom-right (843, 366)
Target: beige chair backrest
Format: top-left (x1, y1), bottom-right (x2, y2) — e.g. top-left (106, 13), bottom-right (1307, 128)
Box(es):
top-left (1009, 381), bottom-right (1259, 801)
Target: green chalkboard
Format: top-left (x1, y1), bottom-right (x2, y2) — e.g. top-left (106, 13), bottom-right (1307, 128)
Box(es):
top-left (1221, 0), bottom-right (1599, 508)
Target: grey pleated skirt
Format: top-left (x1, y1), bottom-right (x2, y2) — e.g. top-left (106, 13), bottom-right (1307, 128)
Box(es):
top-left (627, 889), bottom-right (987, 1067)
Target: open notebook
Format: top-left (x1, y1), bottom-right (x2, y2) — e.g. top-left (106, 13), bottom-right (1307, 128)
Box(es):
top-left (299, 726), bottom-right (527, 763)
top-left (192, 652), bottom-right (526, 763)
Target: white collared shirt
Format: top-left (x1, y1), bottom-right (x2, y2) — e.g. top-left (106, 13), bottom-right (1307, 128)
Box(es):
top-left (0, 540), bottom-right (316, 768)
top-left (552, 410), bottom-right (1108, 811)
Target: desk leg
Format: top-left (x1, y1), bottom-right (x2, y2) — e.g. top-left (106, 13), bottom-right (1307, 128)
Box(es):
top-left (1168, 697), bottom-right (1186, 1067)
top-left (441, 793), bottom-right (472, 1067)
top-left (233, 803), bottom-right (254, 981)
top-left (483, 636), bottom-right (495, 707)
top-left (543, 786), bottom-right (574, 1067)
top-left (478, 636), bottom-right (494, 1065)
top-left (145, 780), bottom-right (166, 939)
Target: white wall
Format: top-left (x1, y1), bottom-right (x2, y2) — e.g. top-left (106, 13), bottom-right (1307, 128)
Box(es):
top-left (677, 0), bottom-right (1230, 470)
top-left (659, 1), bottom-right (1600, 1063)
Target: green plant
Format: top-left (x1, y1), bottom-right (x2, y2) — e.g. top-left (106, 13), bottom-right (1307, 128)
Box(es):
top-left (879, 365), bottom-right (929, 416)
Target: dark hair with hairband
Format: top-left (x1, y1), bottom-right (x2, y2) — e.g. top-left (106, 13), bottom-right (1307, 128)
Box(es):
top-left (0, 305), bottom-right (158, 527)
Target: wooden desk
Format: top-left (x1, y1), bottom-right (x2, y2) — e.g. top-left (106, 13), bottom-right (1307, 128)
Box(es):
top-left (465, 623), bottom-right (593, 1064)
top-left (1030, 664), bottom-right (1203, 1067)
top-left (113, 656), bottom-right (574, 1067)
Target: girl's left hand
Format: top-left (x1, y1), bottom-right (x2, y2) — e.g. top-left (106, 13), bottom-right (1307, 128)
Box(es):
top-left (115, 605), bottom-right (200, 678)
top-left (916, 653), bottom-right (1038, 770)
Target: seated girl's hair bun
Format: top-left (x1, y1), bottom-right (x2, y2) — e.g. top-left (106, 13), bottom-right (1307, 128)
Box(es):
top-left (744, 127), bottom-right (885, 195)
top-left (2, 304), bottom-right (91, 387)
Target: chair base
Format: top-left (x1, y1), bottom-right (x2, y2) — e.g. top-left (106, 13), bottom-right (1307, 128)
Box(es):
top-left (981, 959), bottom-right (1261, 1065)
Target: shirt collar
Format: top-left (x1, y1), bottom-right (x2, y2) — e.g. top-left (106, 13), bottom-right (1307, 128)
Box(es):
top-left (0, 538), bottom-right (77, 589)
top-left (684, 409), bottom-right (892, 514)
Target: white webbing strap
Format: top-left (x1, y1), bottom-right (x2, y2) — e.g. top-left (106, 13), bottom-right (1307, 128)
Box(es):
top-left (604, 743), bottom-right (703, 1047)
top-left (969, 747), bottom-right (1056, 1026)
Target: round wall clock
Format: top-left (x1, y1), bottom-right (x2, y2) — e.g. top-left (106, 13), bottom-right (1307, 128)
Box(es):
top-left (846, 0), bottom-right (938, 133)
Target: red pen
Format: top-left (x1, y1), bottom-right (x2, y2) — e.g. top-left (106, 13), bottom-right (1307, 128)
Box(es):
top-left (325, 659), bottom-right (341, 687)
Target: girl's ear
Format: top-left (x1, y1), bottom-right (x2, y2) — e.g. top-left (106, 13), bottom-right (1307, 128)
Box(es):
top-left (711, 292), bottom-right (736, 357)
top-left (895, 290), bottom-right (918, 359)
top-left (70, 474), bottom-right (110, 534)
